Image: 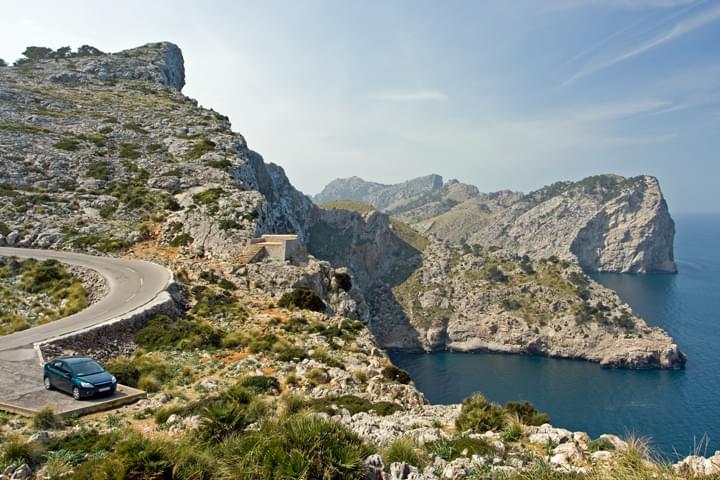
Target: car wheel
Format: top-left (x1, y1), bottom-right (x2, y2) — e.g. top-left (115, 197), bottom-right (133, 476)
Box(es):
top-left (43, 376), bottom-right (53, 390)
top-left (72, 387), bottom-right (81, 400)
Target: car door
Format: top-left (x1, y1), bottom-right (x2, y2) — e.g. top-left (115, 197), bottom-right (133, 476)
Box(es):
top-left (53, 361), bottom-right (73, 392)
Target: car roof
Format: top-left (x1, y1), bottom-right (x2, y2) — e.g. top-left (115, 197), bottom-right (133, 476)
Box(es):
top-left (55, 356), bottom-right (96, 364)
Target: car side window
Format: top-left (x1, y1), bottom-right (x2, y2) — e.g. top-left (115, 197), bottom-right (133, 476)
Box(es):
top-left (57, 362), bottom-right (69, 374)
top-left (52, 361), bottom-right (62, 370)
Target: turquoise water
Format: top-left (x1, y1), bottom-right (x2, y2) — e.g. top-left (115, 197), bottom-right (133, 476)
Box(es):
top-left (389, 214), bottom-right (720, 458)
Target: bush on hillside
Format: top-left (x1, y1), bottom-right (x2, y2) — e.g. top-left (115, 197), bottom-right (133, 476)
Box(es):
top-left (455, 394), bottom-right (507, 433)
top-left (277, 287), bottom-right (326, 312)
top-left (381, 365), bottom-right (412, 385)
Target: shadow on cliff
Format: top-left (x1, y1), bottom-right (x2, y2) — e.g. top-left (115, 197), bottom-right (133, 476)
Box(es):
top-left (305, 207), bottom-right (425, 350)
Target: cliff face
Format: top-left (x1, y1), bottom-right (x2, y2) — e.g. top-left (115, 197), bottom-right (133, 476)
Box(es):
top-left (0, 42), bottom-right (315, 260)
top-left (370, 239), bottom-right (685, 368)
top-left (316, 174), bottom-right (677, 274)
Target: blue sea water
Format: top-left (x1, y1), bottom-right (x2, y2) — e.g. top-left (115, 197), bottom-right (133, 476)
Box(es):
top-left (389, 214), bottom-right (720, 458)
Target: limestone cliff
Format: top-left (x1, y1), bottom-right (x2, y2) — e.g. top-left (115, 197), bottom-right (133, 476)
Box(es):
top-left (0, 42), bottom-right (315, 260)
top-left (315, 174), bottom-right (677, 274)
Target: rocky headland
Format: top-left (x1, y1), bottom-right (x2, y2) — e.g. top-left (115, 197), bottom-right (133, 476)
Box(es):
top-left (0, 42), bottom-right (710, 479)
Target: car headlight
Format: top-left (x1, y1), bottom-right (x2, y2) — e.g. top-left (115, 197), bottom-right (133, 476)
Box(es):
top-left (79, 381), bottom-right (94, 389)
top-left (111, 376), bottom-right (117, 383)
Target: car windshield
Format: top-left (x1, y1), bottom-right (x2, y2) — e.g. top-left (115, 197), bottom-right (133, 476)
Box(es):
top-left (70, 360), bottom-right (105, 376)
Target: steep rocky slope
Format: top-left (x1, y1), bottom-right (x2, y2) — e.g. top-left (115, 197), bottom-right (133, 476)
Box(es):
top-left (0, 42), bottom-right (315, 260)
top-left (315, 174), bottom-right (677, 273)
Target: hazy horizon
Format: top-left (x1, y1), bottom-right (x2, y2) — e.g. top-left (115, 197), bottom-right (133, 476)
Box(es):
top-left (3, 0), bottom-right (719, 214)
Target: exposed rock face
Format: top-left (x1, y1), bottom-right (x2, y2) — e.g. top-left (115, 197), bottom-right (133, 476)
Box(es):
top-left (315, 174), bottom-right (677, 274)
top-left (314, 174), bottom-right (446, 210)
top-left (369, 239), bottom-right (685, 368)
top-left (0, 42), bottom-right (315, 261)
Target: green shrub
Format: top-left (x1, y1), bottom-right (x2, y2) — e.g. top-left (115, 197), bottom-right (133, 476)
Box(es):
top-left (333, 272), bottom-right (352, 292)
top-left (1, 435), bottom-right (43, 467)
top-left (220, 414), bottom-right (373, 479)
top-left (206, 159), bottom-right (231, 169)
top-left (505, 400), bottom-right (550, 426)
top-left (306, 367), bottom-right (330, 385)
top-left (137, 374), bottom-right (161, 393)
top-left (588, 437), bottom-right (616, 452)
top-left (484, 265), bottom-right (508, 283)
top-left (247, 334), bottom-right (279, 354)
top-left (104, 357), bottom-right (140, 387)
top-left (277, 288), bottom-right (325, 312)
top-left (134, 315), bottom-right (223, 351)
top-left (455, 394), bottom-right (507, 433)
top-left (170, 233), bottom-right (193, 247)
top-left (382, 437), bottom-right (426, 468)
top-left (53, 138), bottom-right (81, 151)
top-left (0, 221), bottom-right (10, 236)
top-left (192, 188), bottom-right (224, 206)
top-left (118, 143), bottom-right (141, 159)
top-left (187, 138), bottom-right (216, 160)
top-left (32, 406), bottom-right (64, 430)
top-left (86, 160), bottom-right (113, 180)
top-left (239, 375), bottom-right (280, 395)
top-left (381, 365), bottom-right (412, 384)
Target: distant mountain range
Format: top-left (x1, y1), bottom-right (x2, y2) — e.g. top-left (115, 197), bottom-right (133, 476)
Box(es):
top-left (314, 173), bottom-right (677, 274)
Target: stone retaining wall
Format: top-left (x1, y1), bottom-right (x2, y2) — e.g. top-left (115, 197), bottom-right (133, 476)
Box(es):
top-left (35, 279), bottom-right (186, 363)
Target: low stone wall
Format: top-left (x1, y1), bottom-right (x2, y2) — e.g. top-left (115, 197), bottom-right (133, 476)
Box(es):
top-left (36, 280), bottom-right (186, 363)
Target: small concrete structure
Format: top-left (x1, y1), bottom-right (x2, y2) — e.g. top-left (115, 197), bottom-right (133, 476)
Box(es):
top-left (248, 234), bottom-right (301, 262)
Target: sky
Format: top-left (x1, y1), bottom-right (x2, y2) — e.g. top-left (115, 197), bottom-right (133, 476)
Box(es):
top-left (2, 0), bottom-right (719, 213)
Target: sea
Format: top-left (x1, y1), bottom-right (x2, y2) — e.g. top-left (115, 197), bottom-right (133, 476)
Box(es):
top-left (389, 214), bottom-right (720, 459)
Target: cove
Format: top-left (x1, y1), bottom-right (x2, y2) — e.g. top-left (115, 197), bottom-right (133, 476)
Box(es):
top-left (389, 214), bottom-right (720, 458)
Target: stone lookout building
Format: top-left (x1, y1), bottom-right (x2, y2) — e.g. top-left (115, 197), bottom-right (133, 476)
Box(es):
top-left (238, 234), bottom-right (301, 264)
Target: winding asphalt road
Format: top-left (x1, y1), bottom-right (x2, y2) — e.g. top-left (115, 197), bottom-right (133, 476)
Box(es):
top-left (0, 248), bottom-right (172, 414)
top-left (0, 247), bottom-right (172, 353)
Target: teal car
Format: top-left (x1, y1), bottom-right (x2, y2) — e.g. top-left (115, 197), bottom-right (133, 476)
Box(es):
top-left (43, 356), bottom-right (117, 400)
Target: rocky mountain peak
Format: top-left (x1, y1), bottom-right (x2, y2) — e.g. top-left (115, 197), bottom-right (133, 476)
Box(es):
top-left (4, 41), bottom-right (185, 91)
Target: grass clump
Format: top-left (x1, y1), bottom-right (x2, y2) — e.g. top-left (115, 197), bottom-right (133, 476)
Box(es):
top-left (382, 437), bottom-right (426, 469)
top-left (220, 414), bottom-right (373, 479)
top-left (0, 435), bottom-right (43, 467)
top-left (104, 356), bottom-right (139, 387)
top-left (32, 406), bottom-right (64, 430)
top-left (118, 143), bottom-right (141, 159)
top-left (53, 138), bottom-right (81, 151)
top-left (278, 287), bottom-right (326, 312)
top-left (187, 138), bottom-right (216, 160)
top-left (239, 375), bottom-right (280, 395)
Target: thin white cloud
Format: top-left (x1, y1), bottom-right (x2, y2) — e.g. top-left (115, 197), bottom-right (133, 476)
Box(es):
top-left (369, 90), bottom-right (449, 102)
top-left (561, 3), bottom-right (720, 86)
top-left (572, 98), bottom-right (671, 121)
top-left (550, 0), bottom-right (697, 10)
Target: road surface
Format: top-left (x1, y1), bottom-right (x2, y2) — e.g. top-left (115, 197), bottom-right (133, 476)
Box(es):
top-left (0, 247), bottom-right (172, 352)
top-left (0, 247), bottom-right (171, 415)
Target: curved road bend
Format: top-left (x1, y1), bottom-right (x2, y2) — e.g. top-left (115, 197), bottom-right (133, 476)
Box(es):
top-left (0, 247), bottom-right (172, 353)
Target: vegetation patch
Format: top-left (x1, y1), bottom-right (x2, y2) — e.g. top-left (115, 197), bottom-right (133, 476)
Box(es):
top-left (278, 287), bottom-right (326, 312)
top-left (0, 257), bottom-right (88, 335)
top-left (134, 314), bottom-right (224, 351)
top-left (53, 137), bottom-right (81, 151)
